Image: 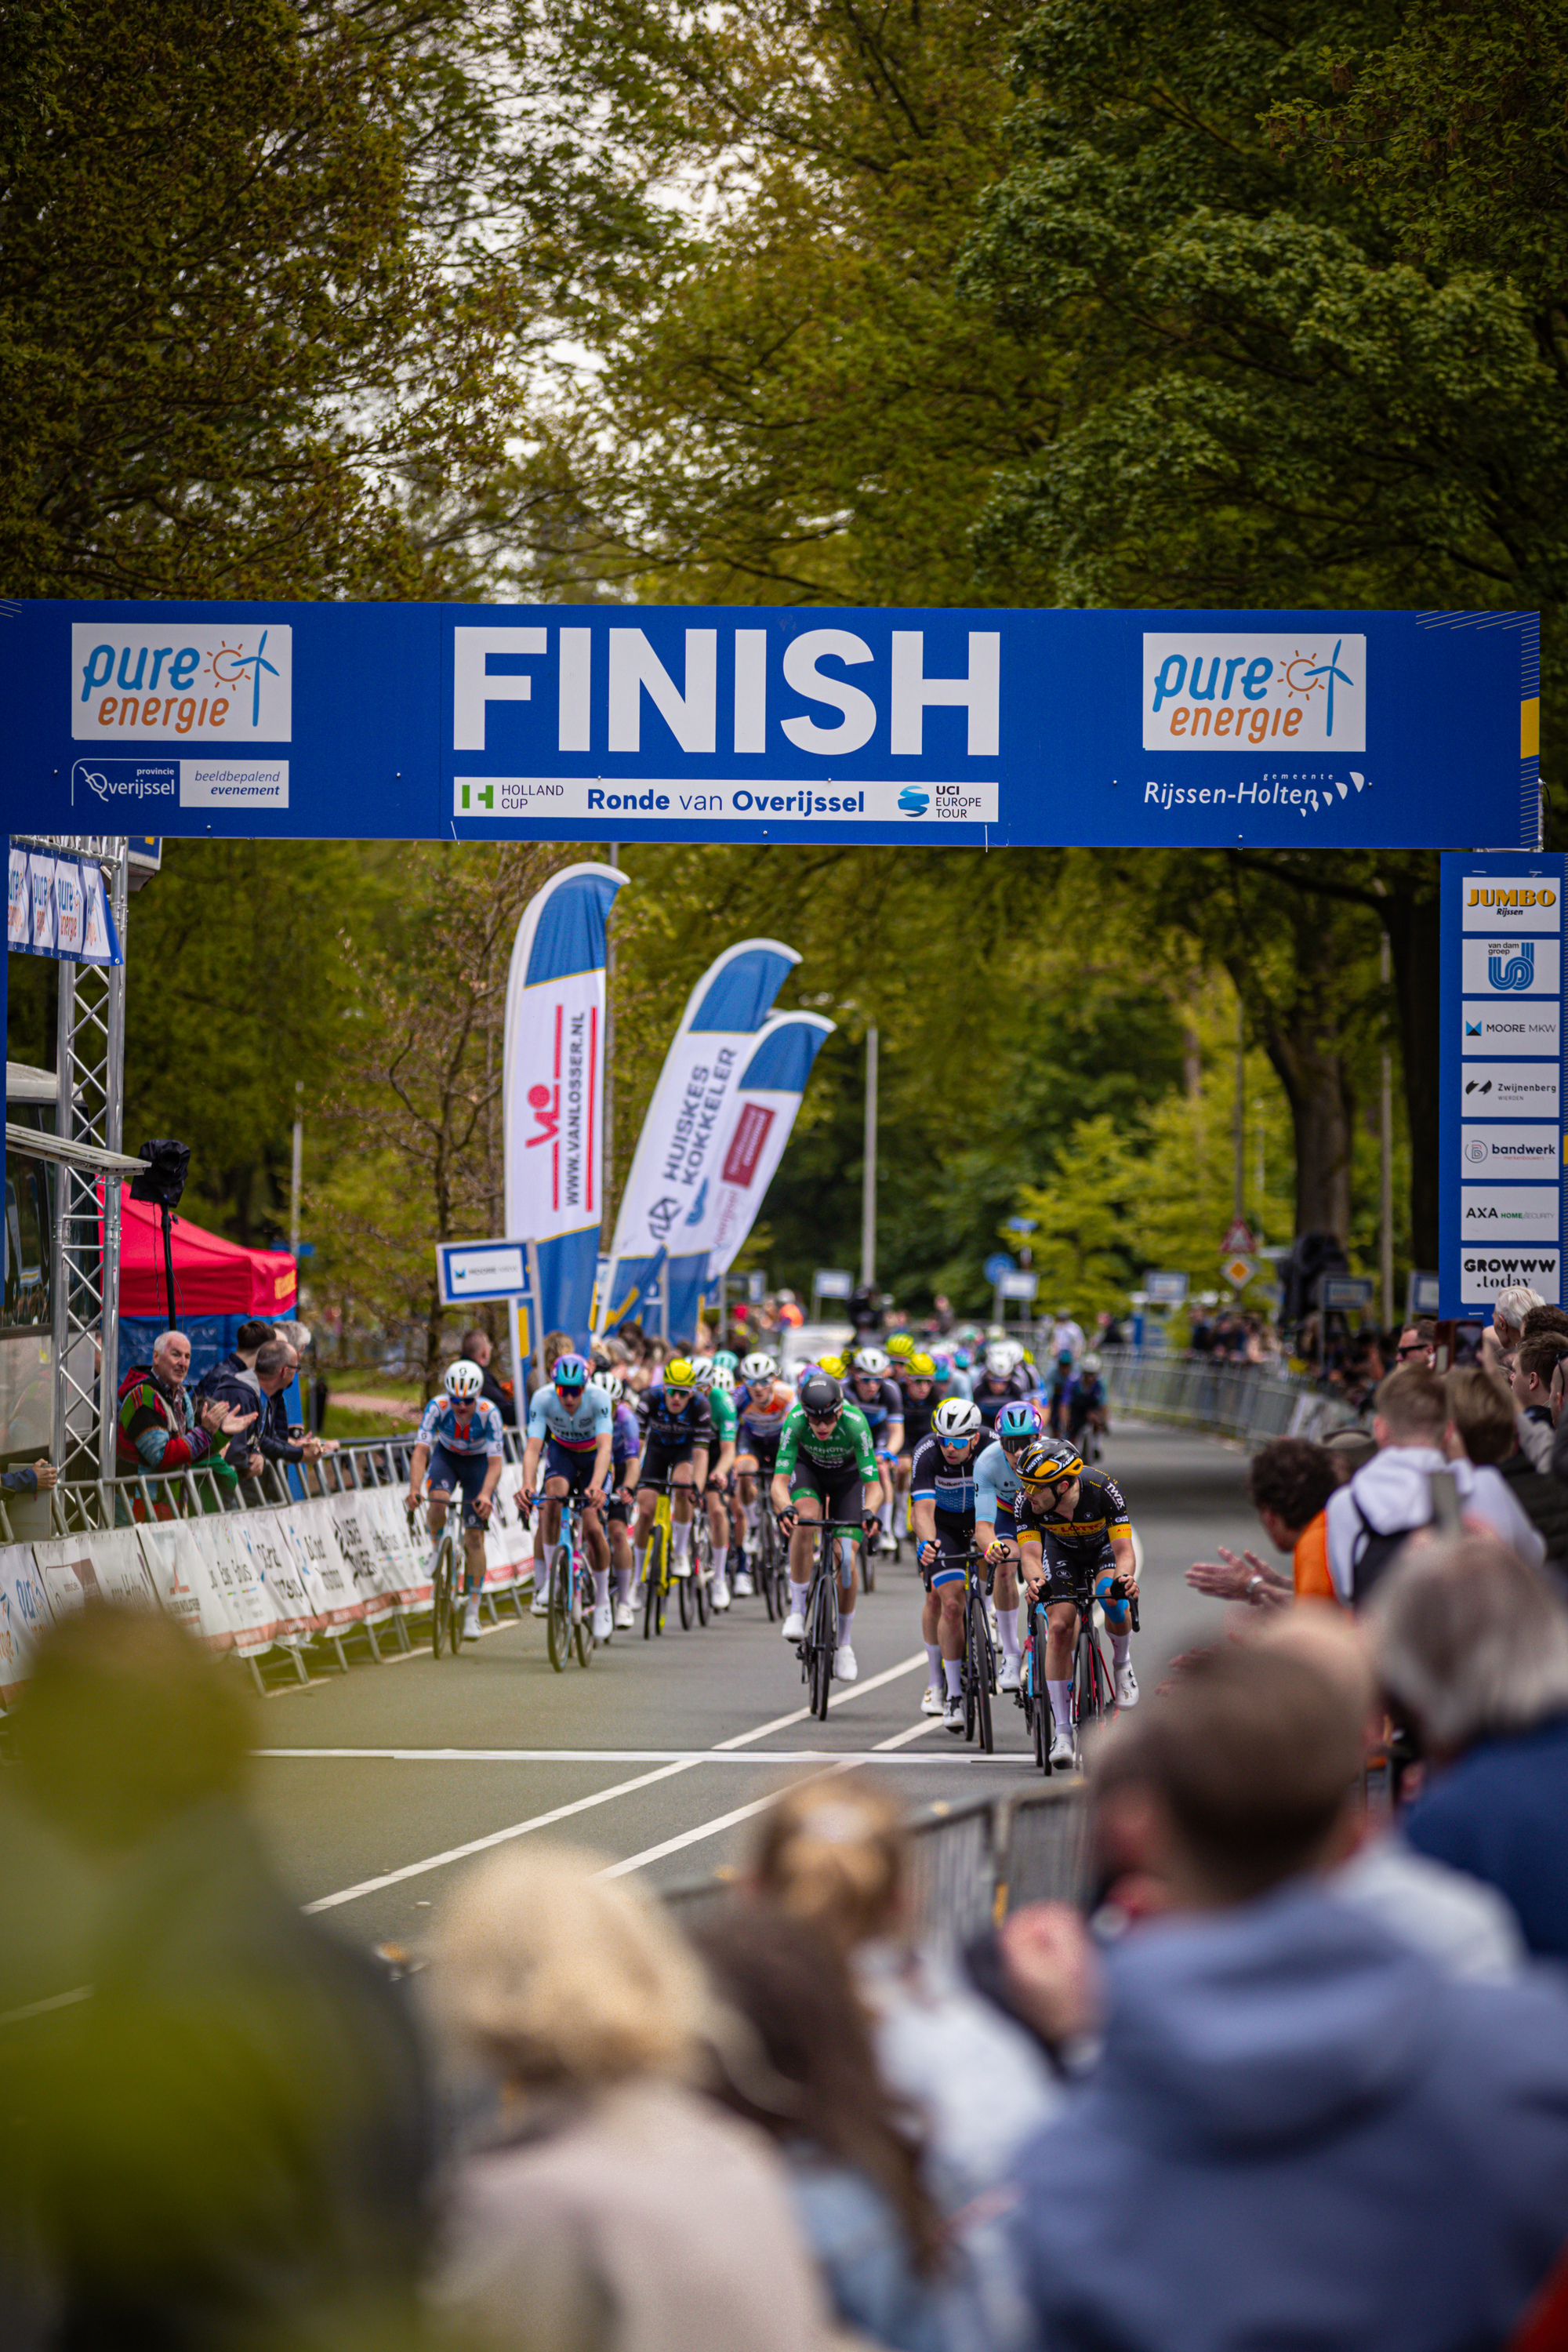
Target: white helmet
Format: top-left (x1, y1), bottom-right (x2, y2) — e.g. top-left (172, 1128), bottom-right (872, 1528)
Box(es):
top-left (445, 1358), bottom-right (484, 1400)
top-left (708, 1365), bottom-right (735, 1393)
top-left (688, 1355), bottom-right (715, 1382)
top-left (740, 1352), bottom-right (778, 1382)
top-left (592, 1371), bottom-right (625, 1403)
top-left (851, 1346), bottom-right (890, 1377)
top-left (1080, 1352), bottom-right (1102, 1376)
top-left (985, 1340), bottom-right (1021, 1376)
top-left (932, 1397), bottom-right (982, 1445)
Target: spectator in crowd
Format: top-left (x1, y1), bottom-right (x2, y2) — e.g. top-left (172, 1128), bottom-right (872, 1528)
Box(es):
top-left (430, 1847), bottom-right (826, 2352)
top-left (274, 1338), bottom-right (338, 1461)
top-left (1520, 1304), bottom-right (1568, 1346)
top-left (252, 1340), bottom-right (332, 1472)
top-left (115, 1330), bottom-right (252, 1493)
top-left (1322, 1425), bottom-right (1377, 1480)
top-left (1487, 1282), bottom-right (1544, 1374)
top-left (1, 1457), bottom-right (56, 1499)
top-left (750, 1780), bottom-right (1064, 2212)
top-left (460, 1327), bottom-right (517, 1426)
top-left (1445, 1364), bottom-right (1568, 1585)
top-left (691, 1899), bottom-right (970, 2352)
top-left (1392, 1317), bottom-right (1436, 1368)
top-left (1187, 1438), bottom-right (1340, 1611)
top-left (1324, 1364), bottom-right (1543, 1605)
top-left (1371, 1537), bottom-right (1568, 1960)
top-left (1510, 1331), bottom-right (1568, 1432)
top-left (194, 1317), bottom-right (274, 1397)
top-left (12, 1606), bottom-right (433, 2350)
top-left (1011, 1641), bottom-right (1568, 2352)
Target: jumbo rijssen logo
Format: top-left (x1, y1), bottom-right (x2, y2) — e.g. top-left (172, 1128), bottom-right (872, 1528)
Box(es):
top-left (71, 622), bottom-right (292, 742)
top-left (1142, 633), bottom-right (1366, 753)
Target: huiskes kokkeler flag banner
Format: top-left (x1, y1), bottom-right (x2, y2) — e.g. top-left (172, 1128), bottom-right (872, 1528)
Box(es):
top-left (694, 1011), bottom-right (836, 1325)
top-left (601, 938), bottom-right (797, 1339)
top-left (503, 861), bottom-right (627, 1350)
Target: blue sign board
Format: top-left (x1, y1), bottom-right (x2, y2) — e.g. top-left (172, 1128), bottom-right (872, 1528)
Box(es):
top-left (0, 601), bottom-right (1538, 848)
top-left (983, 1252), bottom-right (1017, 1284)
top-left (1439, 851), bottom-right (1566, 1319)
top-left (435, 1238), bottom-right (534, 1308)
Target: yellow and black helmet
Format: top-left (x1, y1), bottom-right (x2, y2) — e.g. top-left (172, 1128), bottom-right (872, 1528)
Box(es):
top-left (1016, 1436), bottom-right (1083, 1490)
top-left (664, 1356), bottom-right (696, 1390)
top-left (885, 1333), bottom-right (915, 1360)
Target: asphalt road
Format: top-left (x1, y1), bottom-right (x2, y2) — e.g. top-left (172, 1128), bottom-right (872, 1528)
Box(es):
top-left (250, 1421), bottom-right (1258, 1951)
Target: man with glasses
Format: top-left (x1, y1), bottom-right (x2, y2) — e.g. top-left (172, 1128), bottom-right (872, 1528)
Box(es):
top-left (910, 1396), bottom-right (987, 1732)
top-left (973, 1398), bottom-right (1044, 1693)
top-left (1005, 1436), bottom-right (1140, 1766)
top-left (1393, 1319), bottom-right (1437, 1369)
top-left (771, 1370), bottom-right (881, 1682)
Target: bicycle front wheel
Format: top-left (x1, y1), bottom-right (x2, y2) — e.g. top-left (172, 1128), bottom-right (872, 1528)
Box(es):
top-left (692, 1521), bottom-right (710, 1626)
top-left (429, 1541), bottom-right (449, 1658)
top-left (572, 1557), bottom-right (592, 1667)
top-left (445, 1535), bottom-right (466, 1655)
top-left (760, 1515), bottom-right (779, 1620)
top-left (546, 1552), bottom-right (571, 1672)
top-left (810, 1563), bottom-right (837, 1721)
top-left (969, 1592), bottom-right (994, 1754)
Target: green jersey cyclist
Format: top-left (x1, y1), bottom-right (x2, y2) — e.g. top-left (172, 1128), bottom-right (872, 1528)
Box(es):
top-left (770, 1370), bottom-right (881, 1684)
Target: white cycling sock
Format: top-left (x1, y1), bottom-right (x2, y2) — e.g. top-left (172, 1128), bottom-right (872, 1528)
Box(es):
top-left (592, 1569), bottom-right (610, 1609)
top-left (1047, 1679), bottom-right (1073, 1731)
top-left (943, 1657), bottom-right (964, 1700)
top-left (924, 1640), bottom-right (943, 1687)
top-left (879, 1494), bottom-right (893, 1536)
top-left (633, 1540), bottom-right (648, 1585)
top-left (670, 1519), bottom-right (691, 1563)
top-left (789, 1579), bottom-right (811, 1617)
top-left (998, 1610), bottom-right (1022, 1667)
top-left (614, 1565), bottom-right (633, 1602)
top-left (1111, 1632), bottom-right (1131, 1668)
top-left (837, 1607), bottom-right (854, 1648)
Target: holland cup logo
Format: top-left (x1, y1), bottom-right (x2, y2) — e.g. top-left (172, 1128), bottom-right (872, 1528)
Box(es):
top-left (1489, 941), bottom-right (1537, 992)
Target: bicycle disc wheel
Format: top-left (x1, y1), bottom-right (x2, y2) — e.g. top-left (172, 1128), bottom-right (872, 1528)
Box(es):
top-left (546, 1552), bottom-right (570, 1672)
top-left (677, 1543), bottom-right (692, 1628)
top-left (861, 1534), bottom-right (875, 1595)
top-left (809, 1589), bottom-right (833, 1719)
top-left (760, 1519), bottom-right (779, 1620)
top-left (971, 1595), bottom-right (995, 1754)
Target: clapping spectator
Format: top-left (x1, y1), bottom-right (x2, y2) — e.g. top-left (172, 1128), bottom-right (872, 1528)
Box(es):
top-left (430, 1847), bottom-right (826, 2352)
top-left (115, 1330), bottom-right (252, 1494)
top-left (255, 1340), bottom-right (332, 1470)
top-left (1186, 1437), bottom-right (1339, 1612)
top-left (1010, 1641), bottom-right (1568, 2352)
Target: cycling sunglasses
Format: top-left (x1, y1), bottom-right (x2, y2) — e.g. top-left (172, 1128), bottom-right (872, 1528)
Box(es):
top-left (805, 1407), bottom-right (841, 1426)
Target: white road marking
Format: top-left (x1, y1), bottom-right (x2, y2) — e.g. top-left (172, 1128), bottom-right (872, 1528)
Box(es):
top-left (299, 1651), bottom-right (930, 1912)
top-left (597, 1762), bottom-right (859, 1879)
top-left (258, 1746), bottom-right (1013, 1765)
top-left (0, 1984), bottom-right (93, 2028)
top-left (872, 1717), bottom-right (945, 1751)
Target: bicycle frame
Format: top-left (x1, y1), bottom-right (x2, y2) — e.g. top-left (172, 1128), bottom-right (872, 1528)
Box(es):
top-left (798, 1518), bottom-right (866, 1721)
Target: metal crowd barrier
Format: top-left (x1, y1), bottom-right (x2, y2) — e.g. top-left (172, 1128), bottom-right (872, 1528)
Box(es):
top-left (1100, 1348), bottom-right (1359, 1447)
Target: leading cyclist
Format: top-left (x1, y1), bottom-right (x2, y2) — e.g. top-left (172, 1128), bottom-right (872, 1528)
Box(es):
top-left (1004, 1436), bottom-right (1139, 1766)
top-left (771, 1370), bottom-right (880, 1684)
top-left (520, 1352), bottom-right (615, 1639)
top-left (909, 1396), bottom-right (985, 1733)
top-left (407, 1359), bottom-right (506, 1643)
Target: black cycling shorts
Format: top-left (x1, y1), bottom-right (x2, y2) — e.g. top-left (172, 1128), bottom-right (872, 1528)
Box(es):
top-left (607, 1457), bottom-right (633, 1523)
top-left (638, 1434), bottom-right (695, 1490)
top-left (788, 1457), bottom-right (864, 1534)
top-left (737, 1429), bottom-right (782, 1472)
top-left (922, 1509), bottom-right (975, 1592)
top-left (1028, 1531), bottom-right (1115, 1608)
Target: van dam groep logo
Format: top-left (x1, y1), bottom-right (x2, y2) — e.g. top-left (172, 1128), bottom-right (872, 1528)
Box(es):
top-left (1142, 633), bottom-right (1365, 754)
top-left (71, 622), bottom-right (292, 744)
top-left (1489, 941), bottom-right (1536, 991)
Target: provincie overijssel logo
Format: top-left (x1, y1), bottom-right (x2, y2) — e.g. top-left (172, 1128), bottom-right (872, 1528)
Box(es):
top-left (1142, 633), bottom-right (1365, 753)
top-left (71, 622), bottom-right (292, 743)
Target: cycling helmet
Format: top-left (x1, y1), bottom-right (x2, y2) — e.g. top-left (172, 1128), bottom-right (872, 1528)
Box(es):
top-left (997, 1398), bottom-right (1044, 1445)
top-left (851, 1346), bottom-right (891, 1377)
top-left (931, 1396), bottom-right (982, 1446)
top-left (552, 1352), bottom-right (590, 1390)
top-left (953, 1347), bottom-right (971, 1370)
top-left (593, 1371), bottom-right (626, 1403)
top-left (688, 1354), bottom-right (715, 1381)
top-left (708, 1364), bottom-right (735, 1393)
top-left (886, 1334), bottom-right (915, 1360)
top-left (818, 1353), bottom-right (848, 1380)
top-left (713, 1350), bottom-right (739, 1374)
top-left (445, 1359), bottom-right (485, 1400)
top-left (664, 1356), bottom-right (697, 1390)
top-left (1016, 1436), bottom-right (1083, 1490)
top-left (984, 1340), bottom-right (1021, 1376)
top-left (1056, 1348), bottom-right (1075, 1368)
top-left (1080, 1352), bottom-right (1103, 1375)
top-left (740, 1352), bottom-right (778, 1382)
top-left (906, 1352), bottom-right (937, 1380)
top-left (799, 1371), bottom-right (843, 1417)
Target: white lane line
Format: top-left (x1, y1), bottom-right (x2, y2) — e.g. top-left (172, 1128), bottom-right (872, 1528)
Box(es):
top-left (258, 1746), bottom-right (1016, 1765)
top-left (299, 1650), bottom-right (929, 1912)
top-left (597, 1762), bottom-right (859, 1879)
top-left (0, 1984), bottom-right (93, 2028)
top-left (873, 1718), bottom-right (945, 1752)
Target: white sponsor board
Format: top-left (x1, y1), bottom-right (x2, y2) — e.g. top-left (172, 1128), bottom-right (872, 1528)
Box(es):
top-left (1461, 938), bottom-right (1562, 996)
top-left (1462, 877), bottom-right (1561, 931)
top-left (324, 1489), bottom-right (399, 1621)
top-left (281, 1499), bottom-right (365, 1628)
top-left (457, 777), bottom-right (999, 828)
top-left (1461, 1065), bottom-right (1560, 1116)
top-left (0, 1544), bottom-right (53, 1702)
top-left (135, 1515), bottom-right (239, 1650)
top-left (1461, 1248), bottom-right (1562, 1305)
top-left (73, 622), bottom-right (291, 740)
top-left (31, 1533), bottom-right (158, 1616)
top-left (180, 760), bottom-right (289, 809)
top-left (1142, 633), bottom-right (1366, 753)
top-left (1462, 1001), bottom-right (1561, 1054)
top-left (235, 1511), bottom-right (318, 1640)
top-left (1461, 1126), bottom-right (1563, 1176)
top-left (1460, 1185), bottom-right (1562, 1243)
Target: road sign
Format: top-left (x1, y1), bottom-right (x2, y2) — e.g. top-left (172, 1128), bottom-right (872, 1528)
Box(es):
top-left (1221, 1217), bottom-right (1257, 1255)
top-left (1004, 1217), bottom-right (1038, 1235)
top-left (983, 1251), bottom-right (1017, 1285)
top-left (1222, 1253), bottom-right (1257, 1289)
top-left (1145, 1270), bottom-right (1189, 1305)
top-left (1408, 1270), bottom-right (1440, 1316)
top-left (1321, 1274), bottom-right (1374, 1311)
top-left (435, 1237), bottom-right (534, 1307)
top-left (747, 1268), bottom-right (766, 1303)
top-left (998, 1269), bottom-right (1039, 1300)
top-left (813, 1268), bottom-right (854, 1300)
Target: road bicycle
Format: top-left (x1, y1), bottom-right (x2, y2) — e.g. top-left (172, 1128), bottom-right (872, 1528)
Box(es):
top-left (752, 1490), bottom-right (786, 1620)
top-left (792, 1515), bottom-right (876, 1721)
top-left (637, 1477), bottom-right (705, 1637)
top-left (533, 1483), bottom-right (595, 1672)
top-left (408, 1500), bottom-right (466, 1659)
top-left (924, 1544), bottom-right (998, 1754)
top-left (1020, 1565), bottom-right (1139, 1772)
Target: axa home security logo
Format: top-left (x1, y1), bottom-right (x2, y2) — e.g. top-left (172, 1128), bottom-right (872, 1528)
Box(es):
top-left (898, 786), bottom-right (931, 818)
top-left (1142, 633), bottom-right (1365, 753)
top-left (1490, 942), bottom-right (1537, 992)
top-left (71, 622), bottom-right (292, 743)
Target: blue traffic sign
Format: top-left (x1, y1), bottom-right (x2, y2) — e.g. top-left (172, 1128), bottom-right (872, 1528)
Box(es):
top-left (984, 1252), bottom-right (1017, 1285)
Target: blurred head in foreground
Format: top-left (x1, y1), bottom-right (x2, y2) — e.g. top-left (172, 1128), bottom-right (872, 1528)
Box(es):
top-left (1369, 1536), bottom-right (1568, 1760)
top-left (751, 1779), bottom-right (906, 1956)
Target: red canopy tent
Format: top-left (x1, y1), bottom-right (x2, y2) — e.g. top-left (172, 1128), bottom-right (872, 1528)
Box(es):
top-left (115, 1185), bottom-right (297, 1319)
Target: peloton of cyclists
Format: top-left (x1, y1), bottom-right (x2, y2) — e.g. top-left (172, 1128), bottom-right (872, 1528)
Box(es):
top-left (971, 1339), bottom-right (1035, 1428)
top-left (407, 1359), bottom-right (507, 1643)
top-left (770, 1369), bottom-right (881, 1684)
top-left (731, 1352), bottom-right (795, 1595)
top-left (691, 1359), bottom-right (739, 1611)
top-left (519, 1351), bottom-right (615, 1639)
top-left (593, 1370), bottom-right (643, 1629)
top-left (972, 1396), bottom-right (1044, 1694)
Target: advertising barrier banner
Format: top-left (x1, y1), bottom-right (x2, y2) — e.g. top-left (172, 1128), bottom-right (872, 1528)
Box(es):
top-left (2, 601), bottom-right (1537, 850)
top-left (0, 1544), bottom-right (53, 1703)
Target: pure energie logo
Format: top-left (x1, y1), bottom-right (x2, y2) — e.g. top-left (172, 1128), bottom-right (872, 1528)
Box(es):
top-left (71, 623), bottom-right (292, 742)
top-left (1142, 633), bottom-right (1365, 753)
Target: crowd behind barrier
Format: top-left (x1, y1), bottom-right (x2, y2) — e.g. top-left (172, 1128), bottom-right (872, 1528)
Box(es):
top-left (1100, 1345), bottom-right (1360, 1447)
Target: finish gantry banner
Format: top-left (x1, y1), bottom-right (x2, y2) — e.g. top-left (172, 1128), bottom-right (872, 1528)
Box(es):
top-left (0, 601), bottom-right (1539, 849)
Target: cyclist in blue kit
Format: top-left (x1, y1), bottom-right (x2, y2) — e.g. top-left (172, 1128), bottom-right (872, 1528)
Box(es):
top-left (521, 1352), bottom-right (615, 1640)
top-left (407, 1359), bottom-right (506, 1642)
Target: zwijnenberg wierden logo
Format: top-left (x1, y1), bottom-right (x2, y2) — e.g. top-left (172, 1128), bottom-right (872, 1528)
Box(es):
top-left (1142, 633), bottom-right (1365, 753)
top-left (72, 623), bottom-right (292, 742)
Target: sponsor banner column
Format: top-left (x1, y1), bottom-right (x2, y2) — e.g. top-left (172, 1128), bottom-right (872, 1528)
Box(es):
top-left (1441, 855), bottom-right (1566, 1315)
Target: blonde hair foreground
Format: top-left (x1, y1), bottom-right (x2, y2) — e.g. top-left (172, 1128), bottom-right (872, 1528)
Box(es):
top-left (436, 1845), bottom-right (716, 2090)
top-left (752, 1779), bottom-right (906, 1955)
